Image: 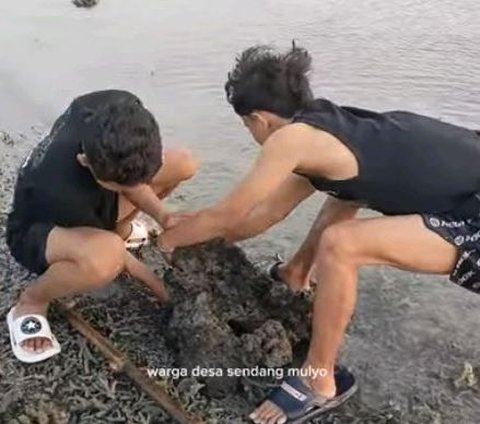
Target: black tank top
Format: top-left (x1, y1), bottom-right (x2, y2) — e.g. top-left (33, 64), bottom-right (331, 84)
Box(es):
top-left (293, 99), bottom-right (480, 216)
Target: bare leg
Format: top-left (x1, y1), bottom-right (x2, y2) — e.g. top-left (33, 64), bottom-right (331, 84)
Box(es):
top-left (278, 197), bottom-right (359, 292)
top-left (13, 227), bottom-right (126, 354)
top-left (251, 215), bottom-right (457, 424)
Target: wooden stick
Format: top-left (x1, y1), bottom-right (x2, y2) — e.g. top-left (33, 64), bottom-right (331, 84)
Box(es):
top-left (57, 301), bottom-right (204, 424)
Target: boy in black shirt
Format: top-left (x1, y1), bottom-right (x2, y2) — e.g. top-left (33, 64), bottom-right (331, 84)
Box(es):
top-left (6, 90), bottom-right (196, 363)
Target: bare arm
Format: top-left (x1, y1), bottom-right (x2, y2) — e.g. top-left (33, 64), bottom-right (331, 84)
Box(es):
top-left (226, 174), bottom-right (316, 242)
top-left (122, 184), bottom-right (169, 227)
top-left (121, 148), bottom-right (198, 227)
top-left (159, 129), bottom-right (304, 250)
top-left (124, 251), bottom-right (169, 303)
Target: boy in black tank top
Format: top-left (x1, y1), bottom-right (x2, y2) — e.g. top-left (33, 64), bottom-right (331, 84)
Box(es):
top-left (157, 45), bottom-right (480, 423)
top-left (6, 90), bottom-right (197, 364)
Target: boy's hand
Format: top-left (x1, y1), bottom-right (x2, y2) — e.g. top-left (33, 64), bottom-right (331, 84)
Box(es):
top-left (121, 184), bottom-right (170, 230)
top-left (125, 251), bottom-right (170, 304)
top-left (157, 235), bottom-right (175, 265)
top-left (157, 212), bottom-right (196, 265)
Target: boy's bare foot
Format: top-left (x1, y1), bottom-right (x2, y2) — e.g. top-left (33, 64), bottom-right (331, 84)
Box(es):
top-left (12, 296), bottom-right (51, 353)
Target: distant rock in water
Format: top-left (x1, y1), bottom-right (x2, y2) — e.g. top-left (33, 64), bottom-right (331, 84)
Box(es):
top-left (72, 0), bottom-right (99, 8)
top-left (0, 131), bottom-right (15, 147)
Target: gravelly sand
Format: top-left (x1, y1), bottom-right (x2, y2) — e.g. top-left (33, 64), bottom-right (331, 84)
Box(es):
top-left (1, 132), bottom-right (479, 424)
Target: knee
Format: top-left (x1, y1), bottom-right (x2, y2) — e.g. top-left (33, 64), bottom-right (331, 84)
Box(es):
top-left (78, 233), bottom-right (125, 282)
top-left (177, 148), bottom-right (198, 181)
top-left (318, 224), bottom-right (357, 264)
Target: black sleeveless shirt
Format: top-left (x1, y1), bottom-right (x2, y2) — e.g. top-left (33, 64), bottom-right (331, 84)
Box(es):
top-left (293, 99), bottom-right (480, 216)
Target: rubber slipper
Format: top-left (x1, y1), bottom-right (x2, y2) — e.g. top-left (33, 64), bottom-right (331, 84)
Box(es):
top-left (267, 260), bottom-right (318, 289)
top-left (250, 366), bottom-right (357, 423)
top-left (125, 220), bottom-right (149, 250)
top-left (6, 307), bottom-right (61, 363)
top-left (267, 260), bottom-right (286, 283)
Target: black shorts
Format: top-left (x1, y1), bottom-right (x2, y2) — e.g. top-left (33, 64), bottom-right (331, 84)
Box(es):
top-left (6, 219), bottom-right (55, 275)
top-left (6, 119), bottom-right (118, 274)
top-left (422, 212), bottom-right (480, 293)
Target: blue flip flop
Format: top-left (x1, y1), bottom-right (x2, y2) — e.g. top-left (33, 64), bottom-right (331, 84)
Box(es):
top-left (267, 260), bottom-right (286, 283)
top-left (251, 366), bottom-right (357, 423)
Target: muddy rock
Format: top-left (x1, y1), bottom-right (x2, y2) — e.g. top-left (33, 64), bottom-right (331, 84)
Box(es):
top-left (0, 131), bottom-right (15, 147)
top-left (164, 240), bottom-right (312, 398)
top-left (241, 320), bottom-right (292, 368)
top-left (168, 291), bottom-right (244, 397)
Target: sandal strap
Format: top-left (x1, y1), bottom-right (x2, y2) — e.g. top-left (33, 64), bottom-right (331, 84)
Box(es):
top-left (125, 221), bottom-right (149, 247)
top-left (267, 376), bottom-right (327, 419)
top-left (268, 261), bottom-right (285, 282)
top-left (12, 314), bottom-right (56, 345)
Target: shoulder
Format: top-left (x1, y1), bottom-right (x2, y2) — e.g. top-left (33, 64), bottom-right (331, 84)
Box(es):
top-left (265, 122), bottom-right (331, 149)
top-left (258, 123), bottom-right (333, 169)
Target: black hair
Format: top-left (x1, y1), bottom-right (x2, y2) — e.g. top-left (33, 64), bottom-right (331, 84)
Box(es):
top-left (75, 90), bottom-right (163, 186)
top-left (225, 42), bottom-right (313, 118)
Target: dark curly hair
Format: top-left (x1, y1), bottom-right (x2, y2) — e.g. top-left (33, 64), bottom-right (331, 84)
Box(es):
top-left (72, 90), bottom-right (163, 186)
top-left (225, 42), bottom-right (313, 118)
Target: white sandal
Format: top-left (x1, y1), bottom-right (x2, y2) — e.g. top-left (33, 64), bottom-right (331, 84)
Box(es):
top-left (125, 220), bottom-right (149, 250)
top-left (7, 307), bottom-right (61, 363)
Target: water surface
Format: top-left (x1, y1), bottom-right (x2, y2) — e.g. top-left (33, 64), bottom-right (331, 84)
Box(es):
top-left (1, 0), bottom-right (479, 257)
